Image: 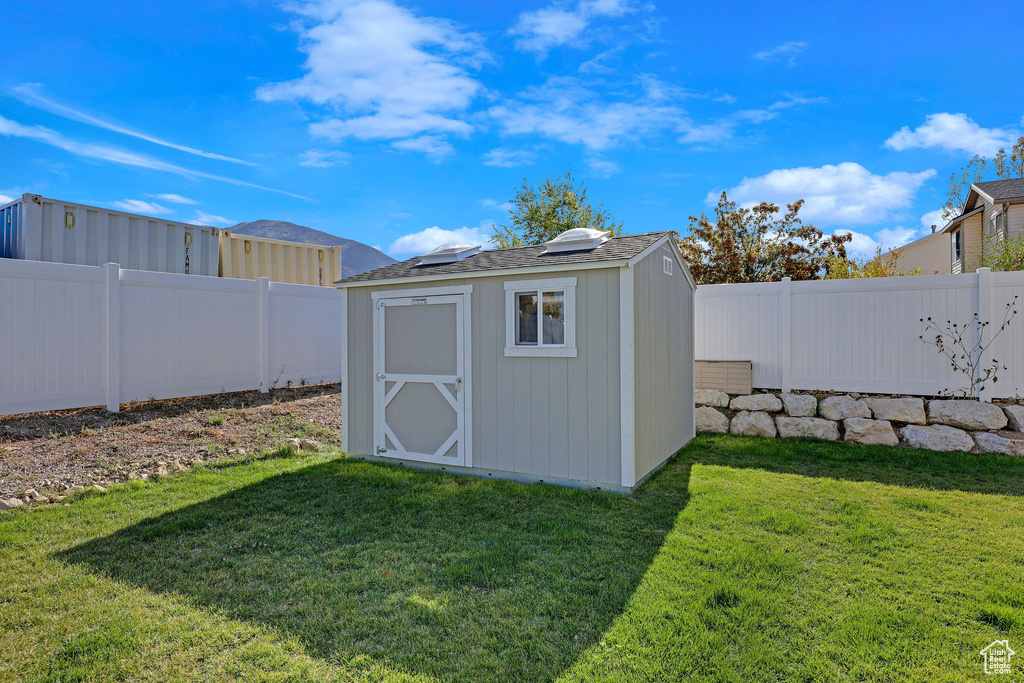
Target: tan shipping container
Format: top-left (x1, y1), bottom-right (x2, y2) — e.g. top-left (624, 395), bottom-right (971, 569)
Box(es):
top-left (219, 231), bottom-right (343, 287)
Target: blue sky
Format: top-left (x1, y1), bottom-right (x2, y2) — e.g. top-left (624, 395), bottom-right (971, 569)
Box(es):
top-left (1, 0), bottom-right (1020, 259)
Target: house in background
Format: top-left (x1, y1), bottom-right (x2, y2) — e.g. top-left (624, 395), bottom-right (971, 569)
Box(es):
top-left (891, 227), bottom-right (951, 275)
top-left (941, 178), bottom-right (1024, 273)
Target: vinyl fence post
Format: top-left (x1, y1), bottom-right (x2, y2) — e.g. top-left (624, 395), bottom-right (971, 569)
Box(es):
top-left (977, 267), bottom-right (993, 402)
top-left (779, 277), bottom-right (792, 393)
top-left (105, 263), bottom-right (121, 413)
top-left (259, 277), bottom-right (271, 393)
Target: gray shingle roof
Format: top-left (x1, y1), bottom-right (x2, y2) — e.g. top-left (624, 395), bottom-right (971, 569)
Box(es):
top-left (975, 178), bottom-right (1024, 200)
top-left (338, 231), bottom-right (669, 284)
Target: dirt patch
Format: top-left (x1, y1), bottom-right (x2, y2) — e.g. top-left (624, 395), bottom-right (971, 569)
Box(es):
top-left (0, 384), bottom-right (342, 500)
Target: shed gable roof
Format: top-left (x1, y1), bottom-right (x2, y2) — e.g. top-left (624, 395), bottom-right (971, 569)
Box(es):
top-left (338, 231), bottom-right (670, 285)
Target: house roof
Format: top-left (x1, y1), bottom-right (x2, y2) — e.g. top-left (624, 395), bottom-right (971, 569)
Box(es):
top-left (974, 178), bottom-right (1024, 202)
top-left (338, 231), bottom-right (671, 285)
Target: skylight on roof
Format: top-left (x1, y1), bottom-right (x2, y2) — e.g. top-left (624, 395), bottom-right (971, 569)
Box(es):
top-left (418, 242), bottom-right (481, 265)
top-left (543, 228), bottom-right (610, 254)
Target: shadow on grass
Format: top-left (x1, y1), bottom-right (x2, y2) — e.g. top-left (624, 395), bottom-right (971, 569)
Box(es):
top-left (58, 457), bottom-right (693, 682)
top-left (689, 433), bottom-right (1024, 497)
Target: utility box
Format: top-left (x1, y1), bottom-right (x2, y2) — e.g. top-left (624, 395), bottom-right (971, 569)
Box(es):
top-left (695, 360), bottom-right (752, 395)
top-left (219, 231), bottom-right (343, 287)
top-left (0, 194), bottom-right (219, 276)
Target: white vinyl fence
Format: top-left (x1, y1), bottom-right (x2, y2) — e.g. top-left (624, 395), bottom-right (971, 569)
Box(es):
top-left (695, 269), bottom-right (1024, 400)
top-left (0, 258), bottom-right (342, 416)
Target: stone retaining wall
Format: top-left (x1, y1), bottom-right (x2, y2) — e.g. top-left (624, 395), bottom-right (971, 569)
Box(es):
top-left (695, 389), bottom-right (1024, 455)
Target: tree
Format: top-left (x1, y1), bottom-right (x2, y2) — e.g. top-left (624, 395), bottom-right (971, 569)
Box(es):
top-left (676, 191), bottom-right (851, 284)
top-left (824, 245), bottom-right (920, 279)
top-left (490, 170), bottom-right (623, 248)
top-left (979, 231), bottom-right (1024, 272)
top-left (943, 134), bottom-right (1024, 221)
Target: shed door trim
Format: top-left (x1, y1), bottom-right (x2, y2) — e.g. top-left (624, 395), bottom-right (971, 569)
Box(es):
top-left (372, 291), bottom-right (472, 467)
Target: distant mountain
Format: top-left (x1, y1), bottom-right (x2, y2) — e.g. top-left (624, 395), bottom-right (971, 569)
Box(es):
top-left (227, 219), bottom-right (397, 278)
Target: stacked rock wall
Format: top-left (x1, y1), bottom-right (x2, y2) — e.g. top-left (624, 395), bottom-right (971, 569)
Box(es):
top-left (695, 389), bottom-right (1024, 454)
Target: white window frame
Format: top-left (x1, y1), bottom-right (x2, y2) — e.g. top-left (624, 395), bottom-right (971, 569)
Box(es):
top-left (504, 277), bottom-right (577, 357)
top-left (663, 255), bottom-right (674, 275)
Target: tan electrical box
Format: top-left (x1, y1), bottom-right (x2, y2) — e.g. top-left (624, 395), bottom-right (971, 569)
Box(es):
top-left (695, 360), bottom-right (752, 395)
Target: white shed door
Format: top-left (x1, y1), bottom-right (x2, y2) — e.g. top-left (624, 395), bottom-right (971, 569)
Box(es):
top-left (373, 293), bottom-right (469, 467)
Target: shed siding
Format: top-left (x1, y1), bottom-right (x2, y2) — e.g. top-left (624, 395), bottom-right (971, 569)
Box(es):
top-left (632, 244), bottom-right (694, 484)
top-left (344, 267), bottom-right (623, 487)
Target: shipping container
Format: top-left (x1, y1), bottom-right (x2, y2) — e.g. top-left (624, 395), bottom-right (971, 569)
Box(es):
top-left (219, 231), bottom-right (343, 287)
top-left (0, 194), bottom-right (219, 276)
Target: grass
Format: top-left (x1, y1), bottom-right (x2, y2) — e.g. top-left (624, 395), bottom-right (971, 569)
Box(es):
top-left (0, 435), bottom-right (1022, 681)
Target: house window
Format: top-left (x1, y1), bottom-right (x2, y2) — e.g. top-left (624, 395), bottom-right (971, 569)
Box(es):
top-left (505, 278), bottom-right (577, 357)
top-left (952, 229), bottom-right (962, 263)
top-left (663, 255), bottom-right (674, 275)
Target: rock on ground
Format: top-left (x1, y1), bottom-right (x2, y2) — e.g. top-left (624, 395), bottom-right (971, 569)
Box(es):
top-left (866, 397), bottom-right (926, 424)
top-left (284, 438), bottom-right (302, 450)
top-left (900, 424), bottom-right (974, 452)
top-left (843, 418), bottom-right (899, 446)
top-left (972, 431), bottom-right (1022, 455)
top-left (299, 438), bottom-right (319, 451)
top-left (730, 411), bottom-right (777, 438)
top-left (696, 406), bottom-right (729, 434)
top-left (1004, 405), bottom-right (1024, 431)
top-left (729, 394), bottom-right (783, 413)
top-left (775, 416), bottom-right (838, 441)
top-left (695, 389), bottom-right (730, 408)
top-left (927, 400), bottom-right (1008, 431)
top-left (1, 498), bottom-right (24, 510)
top-left (819, 396), bottom-right (871, 421)
top-left (781, 393), bottom-right (817, 417)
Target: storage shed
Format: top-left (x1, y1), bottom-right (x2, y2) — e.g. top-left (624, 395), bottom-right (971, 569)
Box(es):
top-left (337, 229), bottom-right (696, 493)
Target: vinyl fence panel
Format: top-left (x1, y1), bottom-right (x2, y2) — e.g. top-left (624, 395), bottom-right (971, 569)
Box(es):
top-left (0, 258), bottom-right (342, 416)
top-left (696, 269), bottom-right (1024, 399)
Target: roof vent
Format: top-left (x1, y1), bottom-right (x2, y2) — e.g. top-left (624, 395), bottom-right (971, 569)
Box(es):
top-left (543, 228), bottom-right (610, 254)
top-left (418, 242), bottom-right (481, 265)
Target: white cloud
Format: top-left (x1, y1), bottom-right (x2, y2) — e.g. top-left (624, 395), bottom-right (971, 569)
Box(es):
top-left (586, 157), bottom-right (620, 177)
top-left (388, 224), bottom-right (492, 257)
top-left (920, 209), bottom-right (945, 231)
top-left (192, 211), bottom-right (235, 226)
top-left (491, 79), bottom-right (826, 151)
top-left (490, 76), bottom-right (685, 151)
top-left (510, 0), bottom-right (638, 58)
top-left (110, 199), bottom-right (172, 215)
top-left (480, 199), bottom-right (513, 211)
top-left (0, 114), bottom-right (308, 200)
top-left (148, 193), bottom-right (198, 205)
top-left (884, 113), bottom-right (1019, 157)
top-left (390, 135), bottom-right (455, 160)
top-left (298, 149), bottom-right (352, 167)
top-left (679, 95), bottom-right (828, 144)
top-left (834, 226), bottom-right (923, 258)
top-left (11, 83), bottom-right (256, 166)
top-left (258, 0), bottom-right (486, 156)
top-left (752, 42), bottom-right (807, 66)
top-left (0, 193), bottom-right (15, 204)
top-left (482, 147), bottom-right (536, 167)
top-left (716, 162), bottom-right (936, 225)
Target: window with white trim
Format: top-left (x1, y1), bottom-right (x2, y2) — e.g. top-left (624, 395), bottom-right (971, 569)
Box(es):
top-left (504, 278), bottom-right (577, 357)
top-left (663, 255), bottom-right (673, 275)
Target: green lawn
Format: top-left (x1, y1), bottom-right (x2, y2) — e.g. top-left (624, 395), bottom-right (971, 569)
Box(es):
top-left (1, 436), bottom-right (1023, 682)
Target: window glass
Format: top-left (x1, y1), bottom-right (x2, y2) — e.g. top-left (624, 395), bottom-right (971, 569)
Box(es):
top-left (953, 230), bottom-right (961, 261)
top-left (516, 292), bottom-right (538, 344)
top-left (542, 290), bottom-right (565, 345)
